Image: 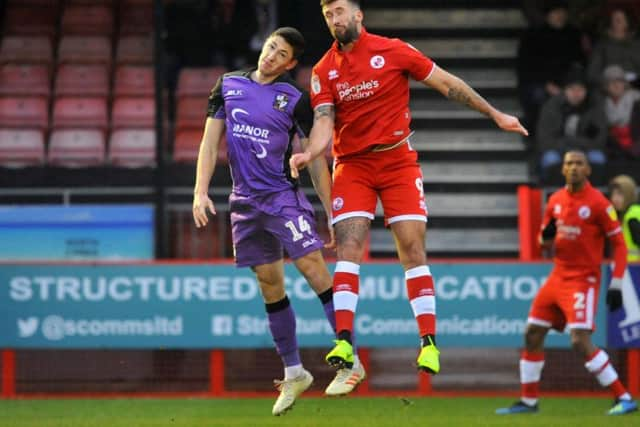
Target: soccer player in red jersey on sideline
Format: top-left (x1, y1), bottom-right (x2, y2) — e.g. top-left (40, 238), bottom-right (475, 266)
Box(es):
top-left (496, 150), bottom-right (638, 416)
top-left (289, 0), bottom-right (528, 379)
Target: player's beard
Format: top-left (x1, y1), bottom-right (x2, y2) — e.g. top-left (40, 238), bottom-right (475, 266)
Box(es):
top-left (334, 19), bottom-right (359, 45)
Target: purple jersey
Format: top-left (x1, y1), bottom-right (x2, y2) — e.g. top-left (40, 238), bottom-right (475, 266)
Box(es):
top-left (207, 69), bottom-right (313, 214)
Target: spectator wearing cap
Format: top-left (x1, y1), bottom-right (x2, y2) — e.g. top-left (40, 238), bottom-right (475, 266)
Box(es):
top-left (603, 64), bottom-right (640, 159)
top-left (536, 64), bottom-right (608, 185)
top-left (517, 0), bottom-right (586, 134)
top-left (587, 7), bottom-right (640, 87)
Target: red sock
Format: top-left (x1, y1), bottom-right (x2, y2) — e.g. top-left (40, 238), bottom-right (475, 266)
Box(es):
top-left (520, 350), bottom-right (544, 402)
top-left (406, 266), bottom-right (435, 336)
top-left (333, 261), bottom-right (360, 334)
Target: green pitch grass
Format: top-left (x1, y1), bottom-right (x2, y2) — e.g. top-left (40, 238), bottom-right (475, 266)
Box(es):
top-left (0, 397), bottom-right (637, 427)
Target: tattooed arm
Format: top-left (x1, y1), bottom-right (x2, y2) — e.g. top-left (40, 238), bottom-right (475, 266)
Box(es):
top-left (290, 104), bottom-right (335, 178)
top-left (423, 65), bottom-right (528, 135)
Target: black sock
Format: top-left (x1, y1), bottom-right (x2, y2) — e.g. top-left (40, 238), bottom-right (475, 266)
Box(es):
top-left (421, 334), bottom-right (436, 347)
top-left (317, 288), bottom-right (332, 304)
top-left (265, 295), bottom-right (290, 313)
top-left (337, 329), bottom-right (352, 344)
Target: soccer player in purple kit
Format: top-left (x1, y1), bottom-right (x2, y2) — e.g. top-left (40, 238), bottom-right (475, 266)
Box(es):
top-left (192, 27), bottom-right (364, 416)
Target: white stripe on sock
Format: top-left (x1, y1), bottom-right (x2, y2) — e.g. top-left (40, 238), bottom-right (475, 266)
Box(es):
top-left (334, 291), bottom-right (358, 312)
top-left (520, 359), bottom-right (544, 384)
top-left (335, 261), bottom-right (360, 275)
top-left (405, 265), bottom-right (431, 279)
top-left (409, 295), bottom-right (436, 316)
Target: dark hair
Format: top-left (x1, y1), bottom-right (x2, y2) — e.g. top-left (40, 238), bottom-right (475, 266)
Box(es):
top-left (543, 0), bottom-right (568, 14)
top-left (563, 63), bottom-right (587, 87)
top-left (320, 0), bottom-right (360, 8)
top-left (606, 7), bottom-right (638, 34)
top-left (270, 27), bottom-right (305, 60)
top-left (564, 149), bottom-right (588, 161)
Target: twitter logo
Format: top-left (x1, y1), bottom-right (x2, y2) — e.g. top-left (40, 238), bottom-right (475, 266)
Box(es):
top-left (17, 317), bottom-right (39, 338)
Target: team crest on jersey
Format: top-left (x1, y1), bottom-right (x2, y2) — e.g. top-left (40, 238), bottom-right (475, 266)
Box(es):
top-left (578, 205), bottom-right (591, 219)
top-left (328, 69), bottom-right (339, 80)
top-left (606, 205), bottom-right (618, 221)
top-left (370, 55), bottom-right (385, 69)
top-left (273, 93), bottom-right (289, 111)
top-left (554, 204), bottom-right (562, 215)
top-left (311, 74), bottom-right (321, 94)
top-left (333, 197), bottom-right (344, 211)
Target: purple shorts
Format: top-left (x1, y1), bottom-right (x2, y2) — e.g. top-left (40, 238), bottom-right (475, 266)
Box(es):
top-left (229, 194), bottom-right (324, 268)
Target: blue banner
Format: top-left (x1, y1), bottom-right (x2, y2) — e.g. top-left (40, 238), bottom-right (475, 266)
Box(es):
top-left (0, 205), bottom-right (154, 261)
top-left (0, 262), bottom-right (606, 349)
top-left (607, 265), bottom-right (640, 348)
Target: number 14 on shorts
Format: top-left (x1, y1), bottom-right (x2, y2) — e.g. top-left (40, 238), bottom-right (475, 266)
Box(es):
top-left (285, 215), bottom-right (311, 242)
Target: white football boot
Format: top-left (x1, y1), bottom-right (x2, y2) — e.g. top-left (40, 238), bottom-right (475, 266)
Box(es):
top-left (324, 363), bottom-right (366, 396)
top-left (272, 369), bottom-right (314, 416)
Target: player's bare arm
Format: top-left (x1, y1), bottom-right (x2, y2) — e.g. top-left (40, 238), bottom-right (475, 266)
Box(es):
top-left (289, 104), bottom-right (335, 178)
top-left (301, 137), bottom-right (336, 249)
top-left (424, 66), bottom-right (528, 136)
top-left (193, 117), bottom-right (224, 228)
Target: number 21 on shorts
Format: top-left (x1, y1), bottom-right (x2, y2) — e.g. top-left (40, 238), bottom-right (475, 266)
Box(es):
top-left (573, 291), bottom-right (587, 321)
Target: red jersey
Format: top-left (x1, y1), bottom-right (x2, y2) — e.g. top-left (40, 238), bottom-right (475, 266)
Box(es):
top-left (310, 28), bottom-right (434, 159)
top-left (541, 182), bottom-right (624, 277)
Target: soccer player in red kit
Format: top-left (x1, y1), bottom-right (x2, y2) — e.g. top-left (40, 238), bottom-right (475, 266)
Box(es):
top-left (289, 0), bottom-right (528, 391)
top-left (497, 150), bottom-right (638, 416)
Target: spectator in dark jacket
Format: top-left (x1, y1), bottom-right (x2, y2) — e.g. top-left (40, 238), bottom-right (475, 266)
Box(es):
top-left (536, 65), bottom-right (608, 185)
top-left (517, 0), bottom-right (586, 133)
top-left (587, 7), bottom-right (640, 87)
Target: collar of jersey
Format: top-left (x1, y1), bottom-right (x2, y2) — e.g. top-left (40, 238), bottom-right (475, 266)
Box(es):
top-left (244, 67), bottom-right (291, 85)
top-left (565, 180), bottom-right (592, 197)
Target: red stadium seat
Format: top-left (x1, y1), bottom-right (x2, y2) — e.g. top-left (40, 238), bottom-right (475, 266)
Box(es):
top-left (174, 129), bottom-right (227, 164)
top-left (119, 5), bottom-right (154, 36)
top-left (108, 129), bottom-right (156, 168)
top-left (54, 65), bottom-right (110, 98)
top-left (0, 97), bottom-right (48, 130)
top-left (61, 5), bottom-right (114, 36)
top-left (57, 36), bottom-right (111, 67)
top-left (175, 97), bottom-right (207, 132)
top-left (114, 66), bottom-right (154, 97)
top-left (0, 129), bottom-right (45, 167)
top-left (0, 36), bottom-right (53, 67)
top-left (52, 97), bottom-right (108, 130)
top-left (0, 65), bottom-right (50, 99)
top-left (175, 67), bottom-right (226, 99)
top-left (48, 129), bottom-right (106, 167)
top-left (2, 6), bottom-right (58, 37)
top-left (173, 129), bottom-right (201, 163)
top-left (116, 36), bottom-right (153, 65)
top-left (111, 97), bottom-right (155, 129)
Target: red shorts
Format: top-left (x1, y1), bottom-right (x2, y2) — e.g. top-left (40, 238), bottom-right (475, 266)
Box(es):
top-left (331, 142), bottom-right (427, 225)
top-left (528, 271), bottom-right (600, 331)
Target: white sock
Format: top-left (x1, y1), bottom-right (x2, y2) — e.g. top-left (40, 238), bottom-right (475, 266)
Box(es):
top-left (521, 397), bottom-right (538, 406)
top-left (584, 349), bottom-right (617, 387)
top-left (284, 364), bottom-right (303, 380)
top-left (352, 355), bottom-right (361, 369)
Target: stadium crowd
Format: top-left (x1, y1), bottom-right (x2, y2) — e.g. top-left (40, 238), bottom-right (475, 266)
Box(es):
top-left (517, 0), bottom-right (640, 186)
